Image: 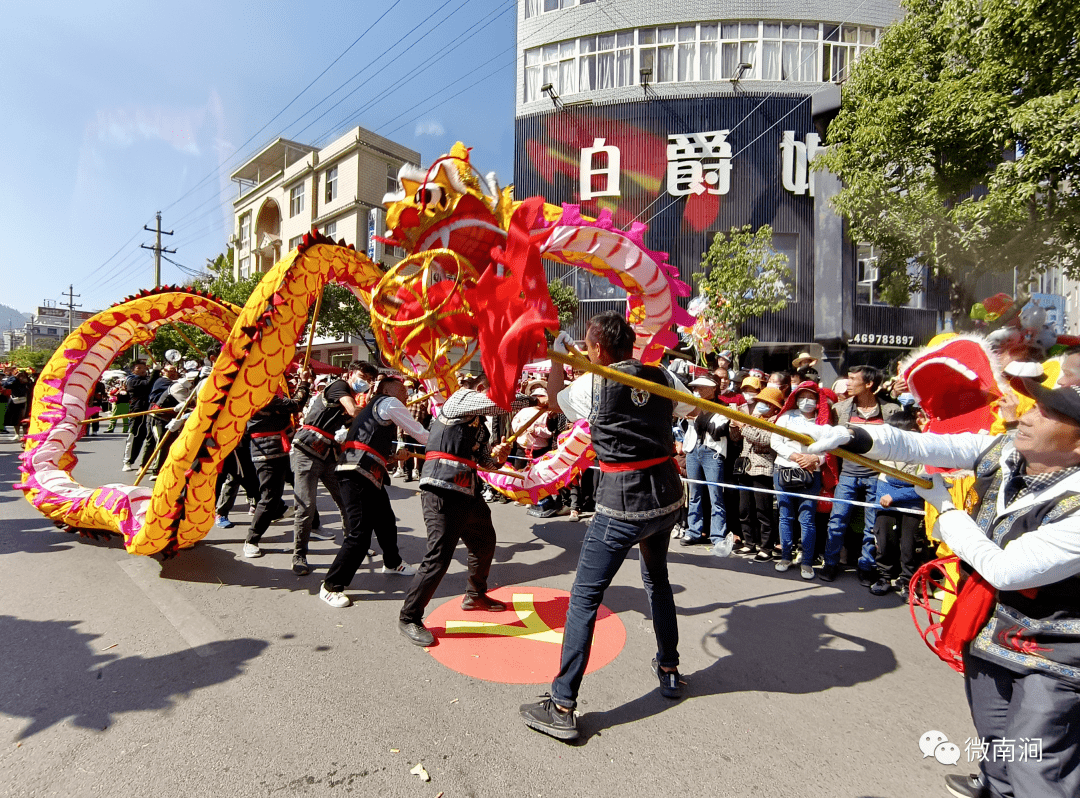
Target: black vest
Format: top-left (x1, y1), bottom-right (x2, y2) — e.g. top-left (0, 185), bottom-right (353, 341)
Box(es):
top-left (589, 361), bottom-right (682, 520)
top-left (420, 413), bottom-right (490, 496)
top-left (965, 436), bottom-right (1080, 682)
top-left (336, 395), bottom-right (398, 488)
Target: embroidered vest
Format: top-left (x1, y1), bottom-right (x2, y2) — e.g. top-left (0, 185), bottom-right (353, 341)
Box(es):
top-left (420, 413), bottom-right (490, 496)
top-left (336, 396), bottom-right (398, 488)
top-left (589, 361), bottom-right (682, 520)
top-left (963, 436), bottom-right (1080, 682)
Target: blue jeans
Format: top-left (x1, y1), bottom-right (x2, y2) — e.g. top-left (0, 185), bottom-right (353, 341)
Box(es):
top-left (824, 472), bottom-right (879, 570)
top-left (551, 509), bottom-right (680, 709)
top-left (774, 470), bottom-right (820, 561)
top-left (685, 446), bottom-right (726, 543)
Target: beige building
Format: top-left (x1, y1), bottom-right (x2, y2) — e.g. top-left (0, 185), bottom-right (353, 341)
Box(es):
top-left (229, 127), bottom-right (419, 365)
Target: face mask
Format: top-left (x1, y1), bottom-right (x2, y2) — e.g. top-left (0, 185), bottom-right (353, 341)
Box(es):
top-left (753, 402), bottom-right (771, 417)
top-left (798, 397), bottom-right (818, 414)
top-left (351, 378), bottom-right (369, 393)
top-left (742, 392), bottom-right (757, 404)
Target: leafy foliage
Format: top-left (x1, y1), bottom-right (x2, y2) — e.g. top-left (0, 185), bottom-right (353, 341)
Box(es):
top-left (695, 224), bottom-right (791, 356)
top-left (312, 283), bottom-right (377, 359)
top-left (6, 343), bottom-right (57, 371)
top-left (819, 0), bottom-right (1080, 313)
top-left (547, 279), bottom-right (580, 330)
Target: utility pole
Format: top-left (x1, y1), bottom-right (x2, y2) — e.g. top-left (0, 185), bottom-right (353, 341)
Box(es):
top-left (62, 285), bottom-right (82, 336)
top-left (141, 212), bottom-right (175, 288)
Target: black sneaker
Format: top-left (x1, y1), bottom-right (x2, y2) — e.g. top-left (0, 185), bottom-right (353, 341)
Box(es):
top-left (651, 658), bottom-right (685, 699)
top-left (818, 563), bottom-right (839, 582)
top-left (944, 772), bottom-right (989, 798)
top-left (857, 569), bottom-right (876, 587)
top-left (520, 694), bottom-right (579, 741)
top-left (896, 581), bottom-right (910, 602)
top-left (292, 555), bottom-right (311, 576)
top-left (398, 620), bottom-right (435, 647)
top-left (869, 577), bottom-right (892, 596)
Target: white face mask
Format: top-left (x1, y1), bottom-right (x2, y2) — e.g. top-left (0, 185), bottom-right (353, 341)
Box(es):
top-left (742, 392), bottom-right (757, 404)
top-left (753, 402), bottom-right (771, 417)
top-left (797, 397), bottom-right (818, 414)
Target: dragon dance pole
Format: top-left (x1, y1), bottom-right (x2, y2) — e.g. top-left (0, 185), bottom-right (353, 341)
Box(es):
top-left (546, 348), bottom-right (931, 490)
top-left (79, 407), bottom-right (174, 425)
top-left (302, 289), bottom-right (325, 371)
top-left (504, 406), bottom-right (547, 447)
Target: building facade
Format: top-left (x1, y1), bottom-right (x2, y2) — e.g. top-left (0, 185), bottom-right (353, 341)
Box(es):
top-left (514, 0), bottom-right (958, 380)
top-left (3, 304), bottom-right (96, 356)
top-left (229, 127), bottom-right (419, 366)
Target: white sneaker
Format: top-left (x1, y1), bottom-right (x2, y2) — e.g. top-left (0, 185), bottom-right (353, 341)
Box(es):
top-left (8, 434), bottom-right (21, 442)
top-left (320, 584), bottom-right (351, 608)
top-left (381, 562), bottom-right (416, 576)
top-left (800, 565), bottom-right (815, 580)
top-left (122, 464), bottom-right (137, 472)
top-left (774, 559), bottom-right (792, 573)
top-left (242, 543), bottom-right (262, 558)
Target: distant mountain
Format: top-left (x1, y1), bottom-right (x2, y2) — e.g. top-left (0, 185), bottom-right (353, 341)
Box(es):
top-left (0, 303), bottom-right (30, 331)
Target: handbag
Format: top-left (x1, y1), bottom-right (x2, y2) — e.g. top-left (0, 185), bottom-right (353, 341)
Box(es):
top-left (778, 465), bottom-right (814, 490)
top-left (732, 455), bottom-right (750, 476)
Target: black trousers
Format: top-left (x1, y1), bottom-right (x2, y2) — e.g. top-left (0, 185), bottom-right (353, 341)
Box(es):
top-left (124, 413), bottom-right (154, 468)
top-left (873, 508), bottom-right (923, 585)
top-left (399, 486), bottom-right (497, 624)
top-left (323, 472), bottom-right (402, 591)
top-left (215, 441), bottom-right (259, 516)
top-left (739, 472), bottom-right (776, 551)
top-left (964, 651), bottom-right (1080, 797)
top-left (245, 456), bottom-right (290, 545)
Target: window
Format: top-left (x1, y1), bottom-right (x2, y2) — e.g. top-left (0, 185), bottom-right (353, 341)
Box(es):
top-left (856, 243), bottom-right (925, 308)
top-left (521, 21), bottom-right (878, 99)
top-left (768, 233), bottom-right (799, 296)
top-left (238, 213), bottom-right (250, 248)
top-left (324, 166), bottom-right (338, 203)
top-left (288, 234), bottom-right (303, 250)
top-left (575, 270), bottom-right (626, 301)
top-left (239, 256), bottom-right (250, 277)
top-left (386, 163), bottom-right (398, 194)
top-left (48, 328), bottom-right (57, 336)
top-left (324, 221), bottom-right (337, 240)
top-left (289, 183), bottom-right (305, 217)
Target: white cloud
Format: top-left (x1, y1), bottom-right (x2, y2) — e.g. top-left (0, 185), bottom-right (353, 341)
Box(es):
top-left (414, 119), bottom-right (445, 137)
top-left (91, 105), bottom-right (205, 156)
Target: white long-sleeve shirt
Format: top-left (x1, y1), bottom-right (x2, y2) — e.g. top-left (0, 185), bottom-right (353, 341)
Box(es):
top-left (372, 396), bottom-right (429, 445)
top-left (863, 425), bottom-right (1080, 591)
top-left (770, 411), bottom-right (826, 470)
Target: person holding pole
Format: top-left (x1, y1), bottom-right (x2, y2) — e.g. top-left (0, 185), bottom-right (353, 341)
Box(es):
top-left (397, 374), bottom-right (537, 647)
top-left (520, 312), bottom-right (698, 741)
top-left (802, 379), bottom-right (1080, 798)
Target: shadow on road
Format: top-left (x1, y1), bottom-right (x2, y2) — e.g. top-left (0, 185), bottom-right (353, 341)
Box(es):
top-left (0, 614), bottom-right (267, 740)
top-left (575, 587), bottom-right (897, 742)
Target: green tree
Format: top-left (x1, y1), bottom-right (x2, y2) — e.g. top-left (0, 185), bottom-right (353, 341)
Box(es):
top-left (312, 283), bottom-right (377, 360)
top-left (695, 224), bottom-right (791, 357)
top-left (547, 279), bottom-right (580, 330)
top-left (7, 343), bottom-right (57, 371)
top-left (818, 0), bottom-right (1080, 314)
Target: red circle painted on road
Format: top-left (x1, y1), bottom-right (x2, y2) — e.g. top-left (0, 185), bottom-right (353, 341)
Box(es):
top-left (423, 586), bottom-right (626, 684)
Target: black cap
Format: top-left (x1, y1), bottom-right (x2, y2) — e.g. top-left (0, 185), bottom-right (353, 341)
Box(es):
top-left (1023, 379), bottom-right (1080, 425)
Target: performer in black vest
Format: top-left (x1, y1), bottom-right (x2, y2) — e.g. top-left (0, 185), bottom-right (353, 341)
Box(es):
top-left (288, 362), bottom-right (372, 576)
top-left (805, 379), bottom-right (1080, 798)
top-left (520, 312), bottom-right (698, 741)
top-left (397, 374), bottom-right (536, 646)
top-left (242, 373), bottom-right (311, 558)
top-left (319, 375), bottom-right (430, 608)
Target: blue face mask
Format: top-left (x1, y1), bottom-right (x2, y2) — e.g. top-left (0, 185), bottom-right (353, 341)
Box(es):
top-left (351, 378), bottom-right (369, 393)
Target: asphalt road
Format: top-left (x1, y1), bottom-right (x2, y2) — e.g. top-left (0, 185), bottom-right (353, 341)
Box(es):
top-left (0, 432), bottom-right (976, 797)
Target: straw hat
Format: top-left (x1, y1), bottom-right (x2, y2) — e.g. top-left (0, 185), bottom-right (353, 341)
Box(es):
top-left (754, 386), bottom-right (785, 410)
top-left (791, 351), bottom-right (818, 369)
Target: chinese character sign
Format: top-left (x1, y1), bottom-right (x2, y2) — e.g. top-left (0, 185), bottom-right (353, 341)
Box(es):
top-left (666, 130), bottom-right (732, 197)
top-left (780, 131), bottom-right (825, 196)
top-left (579, 137), bottom-right (622, 201)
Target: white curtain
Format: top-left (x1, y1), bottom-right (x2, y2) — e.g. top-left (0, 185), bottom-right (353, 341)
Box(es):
top-left (597, 52), bottom-right (614, 89)
top-left (525, 0), bottom-right (540, 18)
top-left (762, 42), bottom-right (780, 80)
top-left (781, 42), bottom-right (799, 81)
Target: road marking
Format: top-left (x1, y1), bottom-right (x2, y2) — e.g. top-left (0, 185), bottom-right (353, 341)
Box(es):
top-left (444, 593), bottom-right (563, 644)
top-left (117, 557), bottom-right (223, 657)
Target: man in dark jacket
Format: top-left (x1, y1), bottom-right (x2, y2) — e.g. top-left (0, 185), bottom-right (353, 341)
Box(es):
top-left (122, 360), bottom-right (159, 472)
top-left (820, 365), bottom-right (902, 583)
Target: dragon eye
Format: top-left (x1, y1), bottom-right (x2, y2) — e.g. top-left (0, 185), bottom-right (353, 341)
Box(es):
top-left (413, 185), bottom-right (444, 208)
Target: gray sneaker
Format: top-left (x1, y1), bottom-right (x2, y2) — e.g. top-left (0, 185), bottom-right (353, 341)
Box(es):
top-left (774, 558), bottom-right (792, 572)
top-left (292, 556), bottom-right (311, 576)
top-left (520, 695), bottom-right (579, 741)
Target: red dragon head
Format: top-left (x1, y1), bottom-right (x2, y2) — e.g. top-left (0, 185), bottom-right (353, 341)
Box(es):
top-left (902, 334), bottom-right (1007, 436)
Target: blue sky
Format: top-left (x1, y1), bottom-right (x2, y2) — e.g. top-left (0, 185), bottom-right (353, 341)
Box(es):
top-left (0, 0), bottom-right (517, 315)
